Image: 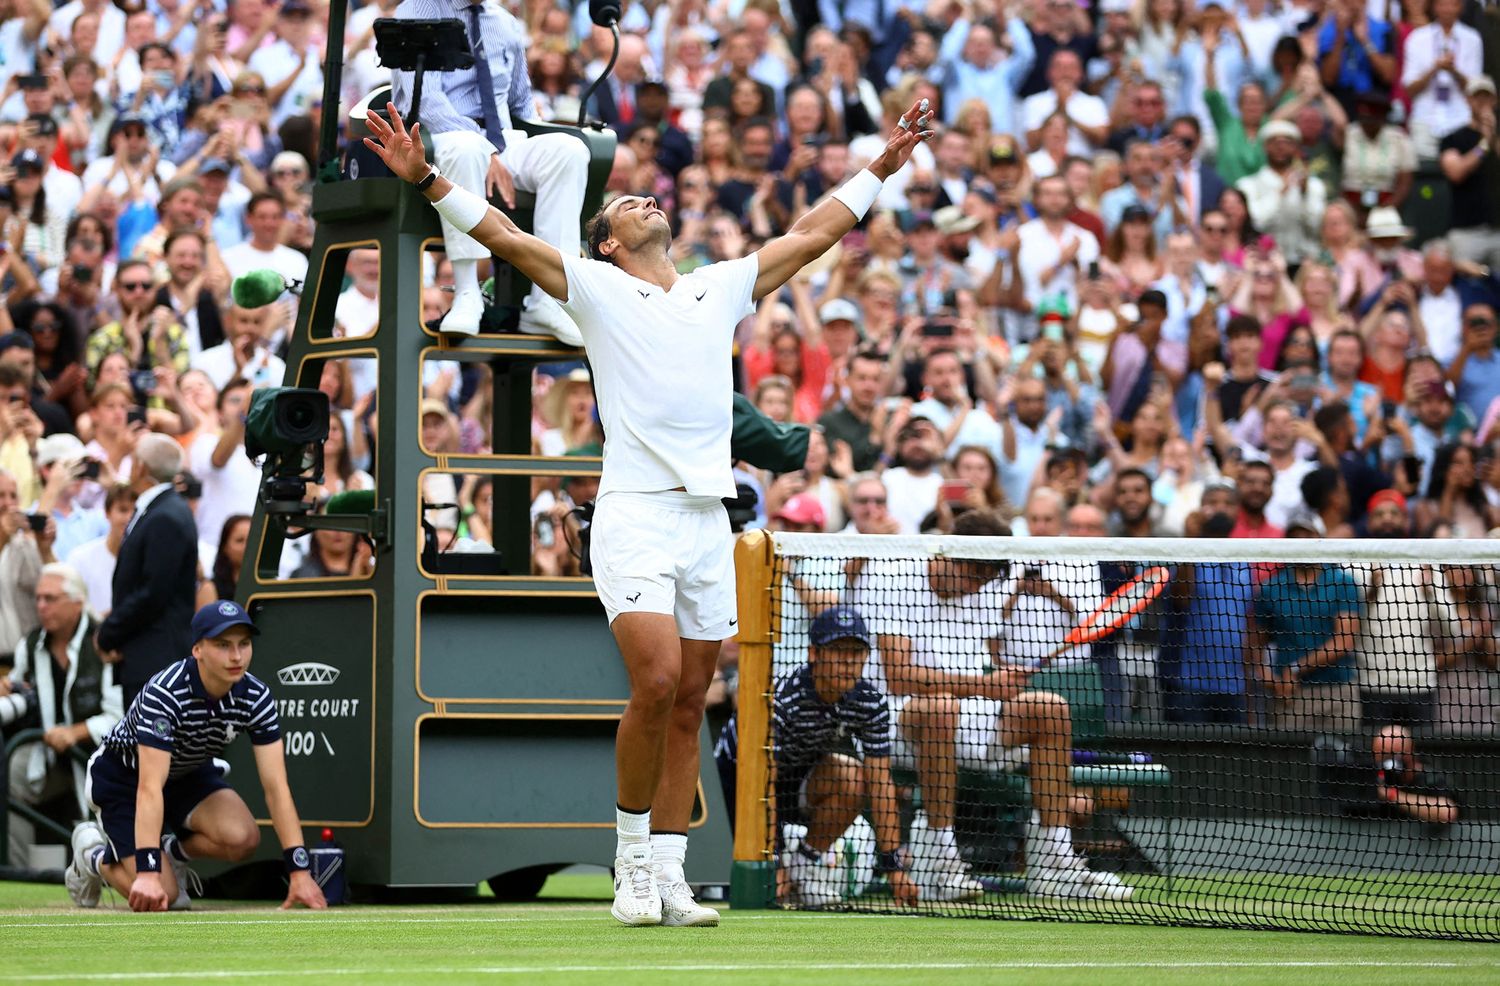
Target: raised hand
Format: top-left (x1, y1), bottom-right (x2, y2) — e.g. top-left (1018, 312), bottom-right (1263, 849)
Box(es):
top-left (869, 98), bottom-right (935, 180)
top-left (362, 102), bottom-right (430, 184)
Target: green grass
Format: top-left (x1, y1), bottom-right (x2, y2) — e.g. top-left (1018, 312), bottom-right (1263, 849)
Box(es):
top-left (4, 875), bottom-right (1500, 985)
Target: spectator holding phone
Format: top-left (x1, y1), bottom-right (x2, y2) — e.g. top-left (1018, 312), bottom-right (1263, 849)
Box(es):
top-left (1370, 724), bottom-right (1459, 824)
top-left (84, 260), bottom-right (190, 392)
top-left (0, 466), bottom-right (51, 661)
top-left (32, 434), bottom-right (108, 560)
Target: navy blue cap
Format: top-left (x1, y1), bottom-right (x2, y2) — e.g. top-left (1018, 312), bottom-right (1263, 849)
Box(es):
top-left (809, 606), bottom-right (871, 648)
top-left (191, 600), bottom-right (259, 642)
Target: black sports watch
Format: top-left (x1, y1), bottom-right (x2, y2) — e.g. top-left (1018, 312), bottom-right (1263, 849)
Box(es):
top-left (415, 164), bottom-right (442, 192)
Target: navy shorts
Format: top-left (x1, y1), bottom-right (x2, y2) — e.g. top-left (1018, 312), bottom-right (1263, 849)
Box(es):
top-left (85, 750), bottom-right (232, 862)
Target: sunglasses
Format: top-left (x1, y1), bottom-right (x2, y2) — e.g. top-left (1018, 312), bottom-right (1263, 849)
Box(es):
top-left (30, 321), bottom-right (58, 332)
top-left (852, 496), bottom-right (887, 505)
top-left (119, 281), bottom-right (153, 291)
top-left (1467, 317), bottom-right (1496, 327)
top-left (907, 185), bottom-right (936, 194)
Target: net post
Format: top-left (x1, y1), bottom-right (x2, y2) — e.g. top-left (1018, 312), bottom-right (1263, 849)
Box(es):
top-left (730, 529), bottom-right (777, 910)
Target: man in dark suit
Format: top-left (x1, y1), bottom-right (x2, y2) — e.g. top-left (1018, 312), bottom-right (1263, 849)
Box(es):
top-left (1166, 115), bottom-right (1226, 226)
top-left (96, 435), bottom-right (199, 709)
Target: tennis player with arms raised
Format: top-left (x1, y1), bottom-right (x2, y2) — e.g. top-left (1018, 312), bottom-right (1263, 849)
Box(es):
top-left (363, 98), bottom-right (934, 926)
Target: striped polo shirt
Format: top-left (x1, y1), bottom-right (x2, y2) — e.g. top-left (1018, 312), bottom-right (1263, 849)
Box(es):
top-left (772, 665), bottom-right (892, 771)
top-left (101, 658), bottom-right (281, 779)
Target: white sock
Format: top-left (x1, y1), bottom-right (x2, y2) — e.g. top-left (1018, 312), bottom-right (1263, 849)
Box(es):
top-left (932, 825), bottom-right (959, 855)
top-left (452, 259), bottom-right (482, 303)
top-left (1042, 825), bottom-right (1073, 855)
top-left (85, 845), bottom-right (105, 877)
top-left (616, 806), bottom-right (651, 859)
top-left (652, 832), bottom-right (688, 883)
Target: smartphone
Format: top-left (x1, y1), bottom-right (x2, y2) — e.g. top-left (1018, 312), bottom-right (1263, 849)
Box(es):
top-left (801, 134), bottom-right (828, 147)
top-left (922, 321), bottom-right (955, 337)
top-left (1087, 260), bottom-right (1101, 280)
top-left (1381, 399), bottom-right (1398, 422)
top-left (25, 514), bottom-right (47, 533)
top-left (130, 369), bottom-right (157, 395)
top-left (127, 406), bottom-right (148, 427)
top-left (70, 264), bottom-right (92, 283)
top-left (940, 479), bottom-right (972, 503)
top-left (1290, 373), bottom-right (1316, 390)
top-left (77, 459), bottom-right (101, 480)
top-left (1022, 566), bottom-right (1041, 581)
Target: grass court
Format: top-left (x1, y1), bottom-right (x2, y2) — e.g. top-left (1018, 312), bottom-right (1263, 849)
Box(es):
top-left (3, 873), bottom-right (1499, 985)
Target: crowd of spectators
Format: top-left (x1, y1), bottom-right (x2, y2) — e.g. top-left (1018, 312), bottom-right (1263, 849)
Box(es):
top-left (0, 0), bottom-right (1498, 737)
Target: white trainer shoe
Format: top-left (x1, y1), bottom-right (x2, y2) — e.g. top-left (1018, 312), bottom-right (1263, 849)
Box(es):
top-left (66, 822), bottom-right (106, 908)
top-left (167, 854), bottom-right (202, 911)
top-left (519, 294), bottom-right (584, 348)
top-left (611, 843), bottom-right (663, 926)
top-left (1024, 820), bottom-right (1133, 901)
top-left (784, 849), bottom-right (844, 909)
top-left (440, 288), bottom-right (484, 336)
top-left (908, 812), bottom-right (984, 903)
top-left (657, 874), bottom-right (720, 926)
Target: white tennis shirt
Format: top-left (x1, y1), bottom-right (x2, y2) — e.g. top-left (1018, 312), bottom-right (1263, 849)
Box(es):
top-left (560, 253), bottom-right (758, 499)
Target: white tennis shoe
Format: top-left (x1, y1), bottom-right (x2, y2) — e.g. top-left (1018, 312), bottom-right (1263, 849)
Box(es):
top-left (611, 843), bottom-right (662, 926)
top-left (1024, 819), bottom-right (1133, 901)
top-left (908, 813), bottom-right (984, 903)
top-left (784, 849), bottom-right (844, 909)
top-left (519, 294), bottom-right (584, 348)
top-left (657, 872), bottom-right (719, 926)
top-left (65, 821), bottom-right (106, 908)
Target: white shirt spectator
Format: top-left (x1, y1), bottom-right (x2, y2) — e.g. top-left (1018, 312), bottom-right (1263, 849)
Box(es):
top-left (1020, 89), bottom-right (1110, 156)
top-left (1016, 217), bottom-right (1100, 318)
top-left (991, 560), bottom-right (1104, 666)
top-left (190, 430), bottom-right (265, 554)
top-left (192, 341), bottom-right (288, 391)
top-left (220, 240), bottom-right (309, 287)
top-left (1401, 20), bottom-right (1484, 154)
top-left (65, 535), bottom-right (117, 619)
top-left (1421, 284), bottom-right (1464, 367)
top-left (248, 39), bottom-right (325, 130)
top-left (49, 0), bottom-right (127, 68)
top-left (882, 467), bottom-right (944, 533)
top-left (43, 167), bottom-right (83, 224)
top-left (1266, 457), bottom-right (1317, 528)
top-left (911, 397), bottom-right (1003, 459)
top-left (0, 19), bottom-right (38, 92)
top-left (998, 414), bottom-right (1049, 507)
top-left (79, 155), bottom-right (176, 206)
top-left (1236, 166), bottom-right (1328, 265)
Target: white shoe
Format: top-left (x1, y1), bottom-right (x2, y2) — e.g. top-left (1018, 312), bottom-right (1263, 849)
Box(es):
top-left (784, 848), bottom-right (844, 909)
top-left (167, 853), bottom-right (202, 911)
top-left (66, 822), bottom-right (106, 908)
top-left (440, 288), bottom-right (484, 336)
top-left (1024, 821), bottom-right (1132, 901)
top-left (658, 874), bottom-right (720, 926)
top-left (908, 812), bottom-right (984, 903)
top-left (519, 294), bottom-right (584, 348)
top-left (611, 843), bottom-right (662, 926)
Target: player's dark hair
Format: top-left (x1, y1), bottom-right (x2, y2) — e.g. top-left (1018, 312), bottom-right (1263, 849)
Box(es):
top-left (586, 206), bottom-right (613, 264)
top-left (952, 509), bottom-right (1011, 579)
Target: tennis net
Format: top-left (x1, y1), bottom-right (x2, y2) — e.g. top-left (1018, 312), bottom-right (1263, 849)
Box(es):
top-left (724, 530), bottom-right (1500, 940)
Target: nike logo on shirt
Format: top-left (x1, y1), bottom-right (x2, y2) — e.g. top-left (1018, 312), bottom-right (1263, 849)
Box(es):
top-left (695, 290), bottom-right (707, 302)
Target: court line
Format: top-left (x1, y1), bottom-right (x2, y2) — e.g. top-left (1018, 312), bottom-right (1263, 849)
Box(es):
top-left (0, 961), bottom-right (1486, 981)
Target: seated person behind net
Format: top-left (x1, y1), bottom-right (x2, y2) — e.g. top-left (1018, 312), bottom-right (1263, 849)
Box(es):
top-left (1371, 724), bottom-right (1459, 825)
top-left (855, 509), bottom-right (1132, 902)
top-left (757, 606), bottom-right (916, 908)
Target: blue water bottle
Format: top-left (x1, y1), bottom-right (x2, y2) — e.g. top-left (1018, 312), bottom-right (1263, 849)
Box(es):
top-left (310, 828), bottom-right (347, 905)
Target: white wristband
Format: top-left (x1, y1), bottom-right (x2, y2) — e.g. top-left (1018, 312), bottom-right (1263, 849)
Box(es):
top-left (831, 169), bottom-right (883, 221)
top-left (432, 183), bottom-right (490, 234)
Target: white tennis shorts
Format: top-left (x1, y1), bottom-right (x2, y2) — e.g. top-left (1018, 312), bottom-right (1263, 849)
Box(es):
top-left (890, 695), bottom-right (1028, 773)
top-left (591, 490), bottom-right (737, 641)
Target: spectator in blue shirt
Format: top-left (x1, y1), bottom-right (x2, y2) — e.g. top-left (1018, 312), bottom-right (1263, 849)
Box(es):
top-left (1249, 510), bottom-right (1363, 732)
top-left (1447, 303), bottom-right (1500, 427)
top-left (1167, 482), bottom-right (1254, 724)
top-left (939, 17), bottom-right (1035, 136)
top-left (1317, 0), bottom-right (1397, 114)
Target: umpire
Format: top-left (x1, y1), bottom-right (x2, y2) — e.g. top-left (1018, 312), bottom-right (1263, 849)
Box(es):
top-left (95, 435), bottom-right (198, 708)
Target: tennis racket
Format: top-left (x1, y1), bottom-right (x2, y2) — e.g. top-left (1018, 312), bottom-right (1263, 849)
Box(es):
top-left (1035, 565), bottom-right (1171, 666)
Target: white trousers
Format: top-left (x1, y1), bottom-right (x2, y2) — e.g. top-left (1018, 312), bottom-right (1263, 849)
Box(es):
top-left (430, 128), bottom-right (590, 269)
